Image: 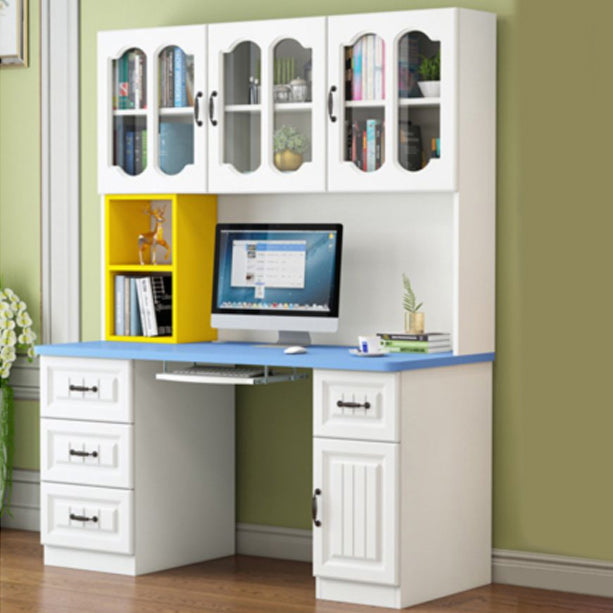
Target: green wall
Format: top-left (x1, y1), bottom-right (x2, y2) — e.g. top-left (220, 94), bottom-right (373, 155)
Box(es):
top-left (2, 0), bottom-right (613, 561)
top-left (0, 0), bottom-right (40, 471)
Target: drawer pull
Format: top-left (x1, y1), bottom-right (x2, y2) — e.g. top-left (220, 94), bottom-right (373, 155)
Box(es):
top-left (69, 513), bottom-right (98, 523)
top-left (336, 400), bottom-right (371, 410)
top-left (312, 488), bottom-right (322, 527)
top-left (69, 384), bottom-right (98, 393)
top-left (69, 449), bottom-right (99, 458)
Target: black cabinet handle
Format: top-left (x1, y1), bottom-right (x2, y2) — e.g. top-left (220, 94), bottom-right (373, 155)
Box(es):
top-left (70, 513), bottom-right (98, 523)
top-left (194, 91), bottom-right (203, 127)
top-left (336, 400), bottom-right (371, 409)
top-left (312, 488), bottom-right (322, 527)
top-left (209, 91), bottom-right (218, 126)
top-left (69, 384), bottom-right (98, 393)
top-left (69, 449), bottom-right (99, 458)
top-left (327, 86), bottom-right (337, 123)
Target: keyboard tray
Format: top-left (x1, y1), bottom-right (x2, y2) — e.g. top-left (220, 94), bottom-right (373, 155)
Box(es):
top-left (156, 365), bottom-right (266, 385)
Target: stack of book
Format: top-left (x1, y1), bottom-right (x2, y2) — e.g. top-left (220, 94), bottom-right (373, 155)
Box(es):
top-left (345, 35), bottom-right (385, 101)
top-left (377, 332), bottom-right (452, 353)
top-left (115, 124), bottom-right (147, 175)
top-left (159, 46), bottom-right (194, 108)
top-left (114, 274), bottom-right (172, 337)
top-left (345, 119), bottom-right (384, 171)
top-left (114, 49), bottom-right (147, 110)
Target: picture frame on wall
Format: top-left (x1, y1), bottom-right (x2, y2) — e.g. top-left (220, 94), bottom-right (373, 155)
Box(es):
top-left (0, 0), bottom-right (28, 67)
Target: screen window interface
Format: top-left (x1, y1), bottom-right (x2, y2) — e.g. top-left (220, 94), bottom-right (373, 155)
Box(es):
top-left (216, 229), bottom-right (340, 316)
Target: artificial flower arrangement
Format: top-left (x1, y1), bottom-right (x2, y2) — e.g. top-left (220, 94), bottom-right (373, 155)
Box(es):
top-left (1, 286), bottom-right (37, 516)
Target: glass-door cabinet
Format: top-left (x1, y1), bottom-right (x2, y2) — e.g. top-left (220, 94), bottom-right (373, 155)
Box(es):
top-left (327, 10), bottom-right (457, 192)
top-left (208, 17), bottom-right (326, 193)
top-left (98, 26), bottom-right (207, 194)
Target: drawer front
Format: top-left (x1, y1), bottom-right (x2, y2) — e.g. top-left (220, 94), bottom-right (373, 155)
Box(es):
top-left (41, 419), bottom-right (133, 489)
top-left (40, 356), bottom-right (133, 423)
top-left (41, 482), bottom-right (133, 554)
top-left (314, 370), bottom-right (399, 442)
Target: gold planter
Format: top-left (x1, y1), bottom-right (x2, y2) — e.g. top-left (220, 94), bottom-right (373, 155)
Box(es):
top-left (274, 150), bottom-right (303, 171)
top-left (404, 311), bottom-right (425, 334)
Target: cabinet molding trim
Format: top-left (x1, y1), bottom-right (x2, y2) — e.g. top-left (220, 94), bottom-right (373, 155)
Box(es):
top-left (41, 0), bottom-right (81, 345)
top-left (0, 469), bottom-right (41, 532)
top-left (492, 548), bottom-right (613, 598)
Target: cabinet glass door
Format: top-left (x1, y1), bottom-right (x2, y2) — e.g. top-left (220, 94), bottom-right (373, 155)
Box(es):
top-left (208, 17), bottom-right (326, 193)
top-left (327, 10), bottom-right (456, 192)
top-left (112, 47), bottom-right (147, 177)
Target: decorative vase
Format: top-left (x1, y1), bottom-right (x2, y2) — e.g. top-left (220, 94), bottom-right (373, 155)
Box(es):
top-left (274, 150), bottom-right (303, 171)
top-left (418, 81), bottom-right (440, 98)
top-left (404, 311), bottom-right (425, 334)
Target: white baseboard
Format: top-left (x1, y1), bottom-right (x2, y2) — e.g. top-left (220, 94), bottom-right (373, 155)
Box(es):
top-left (236, 522), bottom-right (312, 562)
top-left (4, 471), bottom-right (612, 600)
top-left (1, 469), bottom-right (40, 531)
top-left (493, 548), bottom-right (613, 598)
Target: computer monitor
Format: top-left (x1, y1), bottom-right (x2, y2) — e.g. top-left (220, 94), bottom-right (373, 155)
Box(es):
top-left (211, 223), bottom-right (343, 345)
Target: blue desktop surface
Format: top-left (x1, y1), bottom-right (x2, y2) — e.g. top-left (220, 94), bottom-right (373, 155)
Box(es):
top-left (35, 341), bottom-right (494, 373)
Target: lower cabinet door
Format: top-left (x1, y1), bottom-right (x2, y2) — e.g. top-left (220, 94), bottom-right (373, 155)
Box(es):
top-left (41, 482), bottom-right (134, 554)
top-left (313, 438), bottom-right (399, 585)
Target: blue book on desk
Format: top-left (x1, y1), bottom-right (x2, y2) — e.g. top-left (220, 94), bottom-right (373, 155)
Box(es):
top-left (114, 275), bottom-right (125, 336)
top-left (159, 122), bottom-right (194, 175)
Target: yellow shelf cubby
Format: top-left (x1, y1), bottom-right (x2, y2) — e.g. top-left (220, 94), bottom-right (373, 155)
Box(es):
top-left (105, 194), bottom-right (218, 343)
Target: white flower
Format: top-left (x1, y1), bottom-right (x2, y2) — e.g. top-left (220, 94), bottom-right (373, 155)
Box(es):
top-left (2, 329), bottom-right (17, 346)
top-left (1, 365), bottom-right (11, 379)
top-left (16, 311), bottom-right (33, 327)
top-left (2, 288), bottom-right (16, 300)
top-left (1, 346), bottom-right (16, 362)
top-left (1, 319), bottom-right (15, 331)
top-left (0, 302), bottom-right (12, 317)
top-left (27, 346), bottom-right (35, 359)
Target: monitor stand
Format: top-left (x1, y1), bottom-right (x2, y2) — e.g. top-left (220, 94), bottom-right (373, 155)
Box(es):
top-left (276, 331), bottom-right (312, 346)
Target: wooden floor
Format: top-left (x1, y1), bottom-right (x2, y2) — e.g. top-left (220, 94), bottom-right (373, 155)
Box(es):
top-left (2, 530), bottom-right (612, 613)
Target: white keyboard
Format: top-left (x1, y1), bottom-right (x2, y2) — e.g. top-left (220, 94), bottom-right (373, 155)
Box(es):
top-left (156, 364), bottom-right (265, 385)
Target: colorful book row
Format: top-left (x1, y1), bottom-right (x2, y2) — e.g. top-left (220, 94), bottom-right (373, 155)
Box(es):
top-left (114, 274), bottom-right (172, 337)
top-left (159, 46), bottom-right (194, 108)
top-left (114, 125), bottom-right (147, 176)
top-left (346, 119), bottom-right (385, 172)
top-left (345, 35), bottom-right (385, 101)
top-left (115, 49), bottom-right (147, 110)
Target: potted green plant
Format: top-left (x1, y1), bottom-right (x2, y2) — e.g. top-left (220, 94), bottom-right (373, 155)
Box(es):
top-left (418, 51), bottom-right (440, 98)
top-left (402, 273), bottom-right (425, 334)
top-left (1, 286), bottom-right (37, 516)
top-left (273, 125), bottom-right (308, 171)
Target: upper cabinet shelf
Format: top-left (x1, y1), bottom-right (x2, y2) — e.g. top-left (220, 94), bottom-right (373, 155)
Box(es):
top-left (98, 9), bottom-right (495, 194)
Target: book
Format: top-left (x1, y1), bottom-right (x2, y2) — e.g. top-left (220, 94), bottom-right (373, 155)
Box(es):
top-left (366, 119), bottom-right (377, 172)
top-left (384, 345), bottom-right (451, 354)
top-left (114, 275), bottom-right (125, 336)
top-left (378, 332), bottom-right (451, 342)
top-left (135, 277), bottom-right (157, 336)
top-left (129, 277), bottom-right (143, 336)
top-left (124, 276), bottom-right (131, 336)
top-left (151, 275), bottom-right (172, 336)
top-left (159, 121), bottom-right (194, 175)
top-left (125, 130), bottom-right (135, 175)
top-left (344, 46), bottom-right (353, 101)
top-left (134, 129), bottom-right (143, 175)
top-left (381, 339), bottom-right (451, 350)
top-left (352, 39), bottom-right (362, 101)
top-left (174, 47), bottom-right (187, 107)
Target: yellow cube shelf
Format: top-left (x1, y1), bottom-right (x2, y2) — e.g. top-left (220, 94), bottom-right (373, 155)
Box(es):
top-left (105, 194), bottom-right (217, 343)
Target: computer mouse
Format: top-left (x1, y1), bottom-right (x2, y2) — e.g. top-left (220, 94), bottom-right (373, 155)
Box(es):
top-left (284, 345), bottom-right (307, 354)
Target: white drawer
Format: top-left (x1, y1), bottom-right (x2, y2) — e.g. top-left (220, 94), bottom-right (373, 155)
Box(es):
top-left (314, 370), bottom-right (399, 442)
top-left (40, 356), bottom-right (133, 423)
top-left (41, 419), bottom-right (133, 489)
top-left (41, 482), bottom-right (133, 554)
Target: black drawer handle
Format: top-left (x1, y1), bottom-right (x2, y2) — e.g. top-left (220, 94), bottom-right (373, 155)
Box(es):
top-left (69, 449), bottom-right (99, 458)
top-left (336, 400), bottom-right (371, 409)
top-left (69, 384), bottom-right (98, 393)
top-left (312, 488), bottom-right (322, 527)
top-left (70, 513), bottom-right (98, 523)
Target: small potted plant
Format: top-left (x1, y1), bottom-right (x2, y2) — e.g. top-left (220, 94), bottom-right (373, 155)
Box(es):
top-left (418, 51), bottom-right (440, 98)
top-left (273, 125), bottom-right (308, 171)
top-left (402, 273), bottom-right (425, 334)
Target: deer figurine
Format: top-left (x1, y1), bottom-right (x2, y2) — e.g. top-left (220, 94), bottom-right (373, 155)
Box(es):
top-left (138, 203), bottom-right (171, 265)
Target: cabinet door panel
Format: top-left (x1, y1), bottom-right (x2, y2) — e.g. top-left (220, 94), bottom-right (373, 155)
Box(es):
top-left (208, 17), bottom-right (326, 193)
top-left (98, 25), bottom-right (207, 194)
top-left (327, 10), bottom-right (457, 192)
top-left (313, 438), bottom-right (399, 585)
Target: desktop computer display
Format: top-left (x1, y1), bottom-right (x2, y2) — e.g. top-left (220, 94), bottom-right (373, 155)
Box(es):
top-left (211, 223), bottom-right (343, 344)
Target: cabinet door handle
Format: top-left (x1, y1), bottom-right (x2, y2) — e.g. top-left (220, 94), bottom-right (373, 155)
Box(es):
top-left (336, 400), bottom-right (371, 409)
top-left (69, 384), bottom-right (98, 393)
top-left (312, 488), bottom-right (322, 527)
top-left (69, 513), bottom-right (98, 523)
top-left (69, 449), bottom-right (99, 458)
top-left (327, 86), bottom-right (337, 123)
top-left (194, 91), bottom-right (203, 127)
top-left (209, 90), bottom-right (218, 127)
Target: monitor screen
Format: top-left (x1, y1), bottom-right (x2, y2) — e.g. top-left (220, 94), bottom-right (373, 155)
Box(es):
top-left (211, 223), bottom-right (343, 343)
